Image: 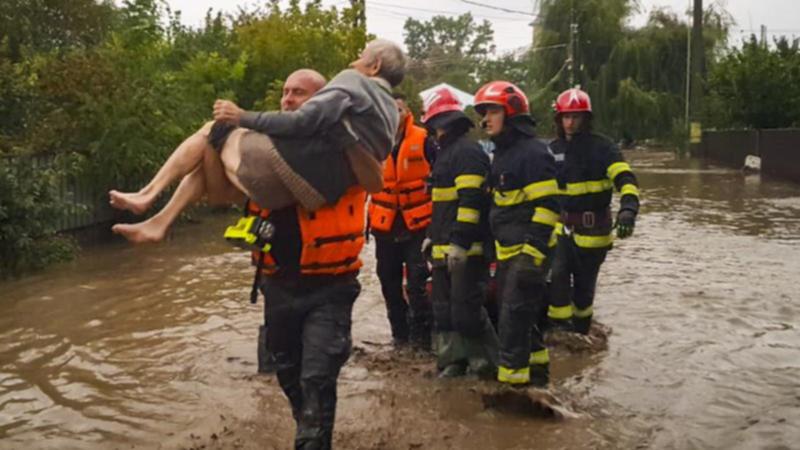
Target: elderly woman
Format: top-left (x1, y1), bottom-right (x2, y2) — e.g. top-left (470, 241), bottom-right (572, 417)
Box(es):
top-left (109, 39), bottom-right (405, 243)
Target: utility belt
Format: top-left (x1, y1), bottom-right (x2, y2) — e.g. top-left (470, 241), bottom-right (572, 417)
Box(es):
top-left (560, 208), bottom-right (612, 230)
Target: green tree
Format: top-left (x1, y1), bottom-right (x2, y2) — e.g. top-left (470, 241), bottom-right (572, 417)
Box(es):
top-left (403, 13), bottom-right (495, 93)
top-left (706, 36), bottom-right (800, 129)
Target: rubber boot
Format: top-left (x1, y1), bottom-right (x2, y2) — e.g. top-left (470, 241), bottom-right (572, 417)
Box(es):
top-left (464, 318), bottom-right (500, 380)
top-left (530, 362), bottom-right (550, 388)
top-left (434, 331), bottom-right (468, 378)
top-left (573, 316), bottom-right (592, 335)
top-left (546, 317), bottom-right (574, 333)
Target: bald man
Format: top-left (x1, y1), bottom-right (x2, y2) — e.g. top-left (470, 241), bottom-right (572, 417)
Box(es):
top-left (257, 69), bottom-right (326, 374)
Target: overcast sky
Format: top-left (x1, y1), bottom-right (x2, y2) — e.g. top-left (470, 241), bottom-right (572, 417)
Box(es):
top-left (162, 0), bottom-right (800, 52)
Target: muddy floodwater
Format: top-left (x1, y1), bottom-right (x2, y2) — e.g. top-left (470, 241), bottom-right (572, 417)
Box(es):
top-left (1, 150), bottom-right (799, 449)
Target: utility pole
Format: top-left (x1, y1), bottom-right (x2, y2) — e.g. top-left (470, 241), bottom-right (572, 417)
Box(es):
top-left (760, 25), bottom-right (768, 48)
top-left (350, 0), bottom-right (366, 30)
top-left (688, 0), bottom-right (704, 154)
top-left (568, 0), bottom-right (579, 86)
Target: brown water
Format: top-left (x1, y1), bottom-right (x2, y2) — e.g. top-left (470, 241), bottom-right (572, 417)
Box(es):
top-left (1, 150), bottom-right (798, 449)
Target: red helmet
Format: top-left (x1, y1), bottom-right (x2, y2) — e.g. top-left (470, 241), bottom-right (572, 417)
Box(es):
top-left (555, 88), bottom-right (592, 114)
top-left (421, 88), bottom-right (463, 124)
top-left (473, 81), bottom-right (530, 117)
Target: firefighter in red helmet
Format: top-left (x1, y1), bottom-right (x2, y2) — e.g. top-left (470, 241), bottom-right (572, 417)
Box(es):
top-left (474, 80), bottom-right (560, 387)
top-left (421, 87), bottom-right (499, 378)
top-left (547, 88), bottom-right (640, 334)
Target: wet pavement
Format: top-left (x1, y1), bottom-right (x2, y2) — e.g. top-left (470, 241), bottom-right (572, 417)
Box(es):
top-left (0, 150), bottom-right (798, 449)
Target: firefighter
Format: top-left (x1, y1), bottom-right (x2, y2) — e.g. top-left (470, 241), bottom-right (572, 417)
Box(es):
top-left (547, 88), bottom-right (640, 335)
top-left (474, 81), bottom-right (560, 387)
top-left (369, 93), bottom-right (436, 350)
top-left (421, 88), bottom-right (499, 378)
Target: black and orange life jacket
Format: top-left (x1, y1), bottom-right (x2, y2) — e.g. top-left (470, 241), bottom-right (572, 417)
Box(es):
top-left (247, 186), bottom-right (366, 277)
top-left (368, 114), bottom-right (432, 233)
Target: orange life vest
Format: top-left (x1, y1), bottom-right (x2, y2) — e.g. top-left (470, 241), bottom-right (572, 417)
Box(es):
top-left (247, 186), bottom-right (366, 276)
top-left (368, 114), bottom-right (432, 233)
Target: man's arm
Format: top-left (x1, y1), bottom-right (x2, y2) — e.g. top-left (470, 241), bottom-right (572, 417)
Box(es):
top-left (449, 145), bottom-right (489, 250)
top-left (239, 89), bottom-right (354, 138)
top-left (605, 144), bottom-right (640, 214)
top-left (524, 151), bottom-right (560, 266)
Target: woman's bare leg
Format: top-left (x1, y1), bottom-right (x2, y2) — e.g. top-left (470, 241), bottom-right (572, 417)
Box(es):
top-left (112, 166), bottom-right (206, 243)
top-left (109, 122), bottom-right (215, 215)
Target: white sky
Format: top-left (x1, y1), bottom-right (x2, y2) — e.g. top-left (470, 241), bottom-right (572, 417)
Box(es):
top-left (162, 0), bottom-right (800, 52)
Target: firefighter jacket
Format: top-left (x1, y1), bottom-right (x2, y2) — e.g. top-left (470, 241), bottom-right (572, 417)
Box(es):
top-left (427, 132), bottom-right (491, 262)
top-left (369, 114), bottom-right (433, 234)
top-left (489, 128), bottom-right (560, 266)
top-left (549, 132), bottom-right (640, 249)
top-left (247, 186), bottom-right (367, 278)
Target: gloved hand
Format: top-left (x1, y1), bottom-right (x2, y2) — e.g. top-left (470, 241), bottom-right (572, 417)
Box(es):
top-left (616, 209), bottom-right (636, 239)
top-left (511, 253), bottom-right (545, 289)
top-left (446, 244), bottom-right (468, 273)
top-left (421, 237), bottom-right (433, 255)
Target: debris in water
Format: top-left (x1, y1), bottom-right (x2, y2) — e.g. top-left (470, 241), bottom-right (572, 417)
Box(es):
top-left (479, 385), bottom-right (579, 419)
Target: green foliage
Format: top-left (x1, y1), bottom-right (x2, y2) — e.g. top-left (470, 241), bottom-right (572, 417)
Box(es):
top-left (234, 0), bottom-right (368, 108)
top-left (0, 0), bottom-right (366, 275)
top-left (0, 157), bottom-right (76, 278)
top-left (403, 13), bottom-right (495, 92)
top-left (705, 36), bottom-right (800, 129)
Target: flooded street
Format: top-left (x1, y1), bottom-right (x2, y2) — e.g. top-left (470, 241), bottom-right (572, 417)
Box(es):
top-left (1, 150), bottom-right (799, 449)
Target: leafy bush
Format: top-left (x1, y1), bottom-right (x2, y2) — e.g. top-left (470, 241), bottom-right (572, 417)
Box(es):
top-left (0, 158), bottom-right (76, 278)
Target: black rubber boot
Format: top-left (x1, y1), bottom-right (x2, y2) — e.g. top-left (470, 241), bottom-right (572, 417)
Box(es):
top-left (530, 362), bottom-right (550, 388)
top-left (573, 316), bottom-right (592, 335)
top-left (546, 317), bottom-right (574, 333)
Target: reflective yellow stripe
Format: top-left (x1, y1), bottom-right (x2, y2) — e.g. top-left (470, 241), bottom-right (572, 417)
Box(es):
top-left (454, 174), bottom-right (485, 190)
top-left (456, 207), bottom-right (480, 224)
top-left (497, 366), bottom-right (530, 384)
top-left (574, 305), bottom-right (593, 318)
top-left (523, 179), bottom-right (559, 200)
top-left (495, 242), bottom-right (522, 261)
top-left (529, 349), bottom-right (550, 365)
top-left (522, 244), bottom-right (546, 266)
top-left (548, 304), bottom-right (573, 320)
top-left (493, 189), bottom-right (526, 207)
top-left (532, 207), bottom-right (559, 226)
top-left (564, 179), bottom-right (613, 196)
top-left (607, 162), bottom-right (632, 180)
top-left (573, 232), bottom-right (614, 248)
top-left (620, 183), bottom-right (640, 198)
top-left (431, 187), bottom-right (458, 202)
top-left (431, 243), bottom-right (484, 260)
top-left (495, 242), bottom-right (545, 265)
top-left (554, 222), bottom-right (564, 236)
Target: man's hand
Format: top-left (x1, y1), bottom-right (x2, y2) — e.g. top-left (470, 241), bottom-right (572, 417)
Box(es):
top-left (213, 99), bottom-right (244, 126)
top-left (616, 209), bottom-right (636, 239)
top-left (446, 244), bottom-right (468, 273)
top-left (421, 237), bottom-right (433, 255)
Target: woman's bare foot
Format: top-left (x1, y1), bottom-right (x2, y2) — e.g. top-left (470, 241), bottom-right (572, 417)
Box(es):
top-left (108, 190), bottom-right (155, 215)
top-left (111, 221), bottom-right (167, 244)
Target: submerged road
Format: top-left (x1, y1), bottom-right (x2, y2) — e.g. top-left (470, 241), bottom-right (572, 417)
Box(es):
top-left (0, 150), bottom-right (798, 449)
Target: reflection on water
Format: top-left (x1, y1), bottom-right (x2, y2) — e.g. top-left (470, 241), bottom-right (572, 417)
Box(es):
top-left (0, 151), bottom-right (798, 449)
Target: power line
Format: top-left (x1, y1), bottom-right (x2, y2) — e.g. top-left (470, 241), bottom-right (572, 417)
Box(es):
top-left (368, 1), bottom-right (531, 21)
top-left (460, 0), bottom-right (537, 17)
